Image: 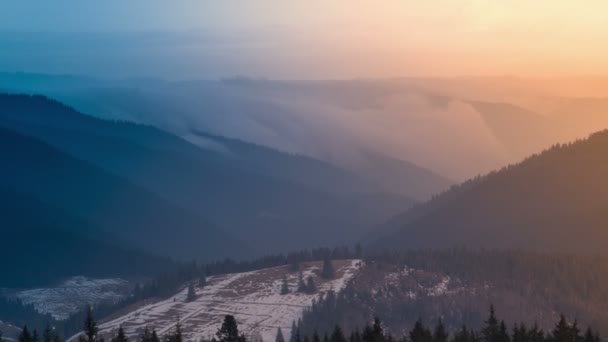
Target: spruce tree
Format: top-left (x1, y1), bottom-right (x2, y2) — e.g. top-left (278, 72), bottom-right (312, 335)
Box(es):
top-left (297, 273), bottom-right (307, 293)
top-left (111, 326), bottom-right (128, 342)
top-left (217, 315), bottom-right (240, 342)
top-left (452, 326), bottom-right (474, 342)
top-left (306, 276), bottom-right (316, 294)
top-left (83, 305), bottom-right (99, 342)
top-left (583, 328), bottom-right (600, 342)
top-left (43, 325), bottom-right (60, 342)
top-left (0, 329), bottom-right (4, 342)
top-left (410, 319), bottom-right (432, 342)
top-left (331, 326), bottom-right (347, 342)
top-left (140, 328), bottom-right (153, 342)
top-left (497, 322), bottom-right (509, 342)
top-left (312, 331), bottom-right (321, 342)
top-left (164, 320), bottom-right (182, 342)
top-left (19, 326), bottom-right (33, 342)
top-left (552, 315), bottom-right (574, 342)
top-left (434, 320), bottom-right (448, 342)
top-left (151, 331), bottom-right (160, 342)
top-left (276, 328), bottom-right (286, 342)
top-left (511, 324), bottom-right (526, 342)
top-left (187, 283), bottom-right (197, 302)
top-left (32, 330), bottom-right (39, 342)
top-left (321, 256), bottom-right (335, 279)
top-left (291, 322), bottom-right (298, 342)
top-left (528, 324), bottom-right (544, 342)
top-left (281, 276), bottom-right (290, 295)
top-left (482, 306), bottom-right (500, 342)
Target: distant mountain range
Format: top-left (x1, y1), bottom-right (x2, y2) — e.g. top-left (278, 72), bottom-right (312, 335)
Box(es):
top-left (374, 129), bottom-right (608, 254)
top-left (3, 73), bottom-right (608, 184)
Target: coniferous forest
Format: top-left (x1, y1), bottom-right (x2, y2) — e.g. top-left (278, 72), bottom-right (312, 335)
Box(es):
top-left (6, 305), bottom-right (602, 342)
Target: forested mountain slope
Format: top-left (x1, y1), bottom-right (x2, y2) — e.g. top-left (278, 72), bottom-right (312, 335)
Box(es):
top-left (0, 94), bottom-right (410, 253)
top-left (375, 130), bottom-right (608, 254)
top-left (0, 125), bottom-right (244, 262)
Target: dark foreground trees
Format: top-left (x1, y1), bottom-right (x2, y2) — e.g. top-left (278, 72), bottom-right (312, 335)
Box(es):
top-left (12, 303), bottom-right (603, 342)
top-left (217, 315), bottom-right (246, 342)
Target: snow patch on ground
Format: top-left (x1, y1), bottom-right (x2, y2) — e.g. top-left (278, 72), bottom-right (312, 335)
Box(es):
top-left (9, 276), bottom-right (130, 320)
top-left (92, 260), bottom-right (362, 342)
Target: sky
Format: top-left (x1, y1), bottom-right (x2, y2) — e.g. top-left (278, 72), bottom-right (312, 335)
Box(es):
top-left (2, 1), bottom-right (608, 79)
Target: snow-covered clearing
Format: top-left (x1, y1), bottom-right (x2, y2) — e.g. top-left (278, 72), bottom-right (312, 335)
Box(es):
top-left (9, 276), bottom-right (130, 320)
top-left (94, 260), bottom-right (362, 342)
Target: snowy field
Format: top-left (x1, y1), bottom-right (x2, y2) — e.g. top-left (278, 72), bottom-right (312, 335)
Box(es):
top-left (11, 276), bottom-right (131, 320)
top-left (93, 260), bottom-right (362, 342)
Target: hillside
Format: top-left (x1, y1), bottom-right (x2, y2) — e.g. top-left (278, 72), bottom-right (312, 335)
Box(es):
top-left (374, 129), bottom-right (608, 254)
top-left (0, 93), bottom-right (411, 253)
top-left (86, 260), bottom-right (362, 342)
top-left (297, 250), bottom-right (608, 337)
top-left (0, 124), bottom-right (245, 263)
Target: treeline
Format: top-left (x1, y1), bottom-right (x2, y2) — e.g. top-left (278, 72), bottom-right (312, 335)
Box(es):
top-left (367, 248), bottom-right (608, 313)
top-left (6, 305), bottom-right (600, 342)
top-left (291, 307), bottom-right (601, 342)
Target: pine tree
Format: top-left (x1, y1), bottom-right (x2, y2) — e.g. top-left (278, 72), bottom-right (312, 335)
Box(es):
top-left (362, 318), bottom-right (384, 342)
top-left (187, 283), bottom-right (197, 302)
top-left (312, 331), bottom-right (321, 342)
top-left (482, 306), bottom-right (500, 342)
top-left (527, 324), bottom-right (544, 342)
top-left (43, 325), bottom-right (60, 342)
top-left (151, 331), bottom-right (160, 342)
top-left (276, 328), bottom-right (286, 342)
top-left (321, 256), bottom-right (334, 279)
top-left (111, 326), bottom-right (128, 342)
top-left (434, 320), bottom-right (448, 342)
top-left (0, 329), bottom-right (4, 342)
top-left (497, 322), bottom-right (509, 342)
top-left (217, 315), bottom-right (241, 342)
top-left (410, 319), bottom-right (432, 342)
top-left (83, 305), bottom-right (99, 342)
top-left (140, 328), bottom-right (153, 342)
top-left (583, 328), bottom-right (600, 342)
top-left (552, 315), bottom-right (576, 342)
top-left (452, 326), bottom-right (474, 342)
top-left (511, 324), bottom-right (526, 342)
top-left (164, 320), bottom-right (182, 342)
top-left (291, 321), bottom-right (298, 342)
top-left (331, 326), bottom-right (347, 342)
top-left (306, 276), bottom-right (316, 294)
top-left (355, 244), bottom-right (363, 259)
top-left (32, 330), bottom-right (39, 342)
top-left (19, 326), bottom-right (33, 342)
top-left (281, 276), bottom-right (290, 295)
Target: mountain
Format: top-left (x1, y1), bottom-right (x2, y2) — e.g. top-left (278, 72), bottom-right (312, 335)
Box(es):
top-left (0, 94), bottom-right (411, 254)
top-left (0, 122), bottom-right (245, 263)
top-left (373, 129), bottom-right (608, 254)
top-left (0, 72), bottom-right (455, 194)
